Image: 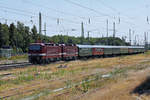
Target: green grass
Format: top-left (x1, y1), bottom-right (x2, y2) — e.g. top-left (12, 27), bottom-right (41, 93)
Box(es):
top-left (0, 74), bottom-right (34, 86)
top-left (8, 55), bottom-right (28, 60)
top-left (0, 73), bottom-right (51, 87)
top-left (144, 50), bottom-right (150, 56)
top-left (110, 68), bottom-right (127, 76)
top-left (0, 54), bottom-right (28, 61)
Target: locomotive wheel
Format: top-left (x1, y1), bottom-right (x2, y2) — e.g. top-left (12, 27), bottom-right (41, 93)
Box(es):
top-left (32, 60), bottom-right (37, 64)
top-left (74, 56), bottom-right (78, 60)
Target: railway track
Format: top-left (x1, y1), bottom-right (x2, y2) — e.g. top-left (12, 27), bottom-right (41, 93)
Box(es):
top-left (0, 62), bottom-right (32, 70)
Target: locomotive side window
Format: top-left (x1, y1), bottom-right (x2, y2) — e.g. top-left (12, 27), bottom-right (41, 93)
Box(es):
top-left (29, 45), bottom-right (41, 50)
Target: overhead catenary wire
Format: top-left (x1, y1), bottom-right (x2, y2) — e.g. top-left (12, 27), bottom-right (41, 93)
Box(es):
top-left (0, 0), bottom-right (137, 28)
top-left (94, 0), bottom-right (143, 30)
top-left (63, 0), bottom-right (142, 30)
top-left (95, 0), bottom-right (136, 20)
top-left (0, 0), bottom-right (148, 43)
top-left (0, 16), bottom-right (36, 24)
top-left (23, 0), bottom-right (122, 23)
top-left (0, 9), bottom-right (35, 17)
top-left (0, 5), bottom-right (81, 25)
top-left (64, 0), bottom-right (113, 18)
top-left (0, 5), bottom-right (37, 17)
top-left (23, 0), bottom-right (107, 25)
top-left (23, 0), bottom-right (86, 19)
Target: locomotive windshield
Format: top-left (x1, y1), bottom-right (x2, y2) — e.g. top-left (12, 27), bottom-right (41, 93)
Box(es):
top-left (29, 45), bottom-right (41, 50)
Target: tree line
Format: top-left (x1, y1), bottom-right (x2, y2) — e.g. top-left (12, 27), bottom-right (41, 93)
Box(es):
top-left (49, 35), bottom-right (130, 46)
top-left (0, 22), bottom-right (130, 53)
top-left (0, 22), bottom-right (39, 52)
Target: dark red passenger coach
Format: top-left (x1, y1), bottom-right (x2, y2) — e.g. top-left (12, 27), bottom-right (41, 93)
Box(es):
top-left (92, 47), bottom-right (104, 56)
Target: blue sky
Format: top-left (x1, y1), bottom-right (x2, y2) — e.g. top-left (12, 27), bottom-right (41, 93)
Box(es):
top-left (0, 0), bottom-right (150, 44)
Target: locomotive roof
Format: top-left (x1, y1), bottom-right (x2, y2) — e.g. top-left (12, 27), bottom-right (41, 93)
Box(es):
top-left (77, 45), bottom-right (145, 49)
top-left (30, 43), bottom-right (45, 46)
top-left (30, 43), bottom-right (59, 46)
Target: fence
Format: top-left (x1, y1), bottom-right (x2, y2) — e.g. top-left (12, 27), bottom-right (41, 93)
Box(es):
top-left (0, 48), bottom-right (12, 58)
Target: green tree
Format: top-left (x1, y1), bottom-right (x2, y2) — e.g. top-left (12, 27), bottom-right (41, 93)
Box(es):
top-left (0, 23), bottom-right (2, 48)
top-left (1, 24), bottom-right (9, 47)
top-left (31, 25), bottom-right (38, 42)
top-left (16, 22), bottom-right (24, 51)
top-left (24, 26), bottom-right (31, 52)
top-left (9, 23), bottom-right (17, 48)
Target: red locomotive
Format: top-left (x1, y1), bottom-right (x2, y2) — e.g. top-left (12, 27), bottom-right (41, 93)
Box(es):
top-left (61, 44), bottom-right (78, 60)
top-left (28, 43), bottom-right (78, 64)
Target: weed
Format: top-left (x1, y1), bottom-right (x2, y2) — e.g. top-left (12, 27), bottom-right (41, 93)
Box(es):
top-left (110, 68), bottom-right (127, 76)
top-left (52, 69), bottom-right (66, 76)
top-left (13, 60), bottom-right (17, 63)
top-left (26, 67), bottom-right (38, 73)
top-left (94, 73), bottom-right (102, 81)
top-left (119, 56), bottom-right (125, 59)
top-left (8, 55), bottom-right (28, 60)
top-left (13, 75), bottom-right (34, 84)
top-left (9, 97), bottom-right (16, 100)
top-left (65, 80), bottom-right (72, 88)
top-left (81, 77), bottom-right (90, 93)
top-left (144, 51), bottom-right (150, 56)
top-left (70, 70), bottom-right (76, 74)
top-left (0, 80), bottom-right (6, 86)
top-left (38, 73), bottom-right (51, 80)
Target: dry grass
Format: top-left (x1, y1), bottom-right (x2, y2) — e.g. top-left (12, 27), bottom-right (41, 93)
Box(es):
top-left (0, 52), bottom-right (150, 100)
top-left (79, 68), bottom-right (150, 100)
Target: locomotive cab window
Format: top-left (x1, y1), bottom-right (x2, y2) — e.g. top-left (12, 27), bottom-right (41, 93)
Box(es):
top-left (29, 45), bottom-right (41, 50)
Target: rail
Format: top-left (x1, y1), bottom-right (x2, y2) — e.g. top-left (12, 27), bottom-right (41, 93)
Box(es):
top-left (0, 62), bottom-right (32, 70)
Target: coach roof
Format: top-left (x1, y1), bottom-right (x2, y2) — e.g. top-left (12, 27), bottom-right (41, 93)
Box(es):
top-left (77, 45), bottom-right (145, 49)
